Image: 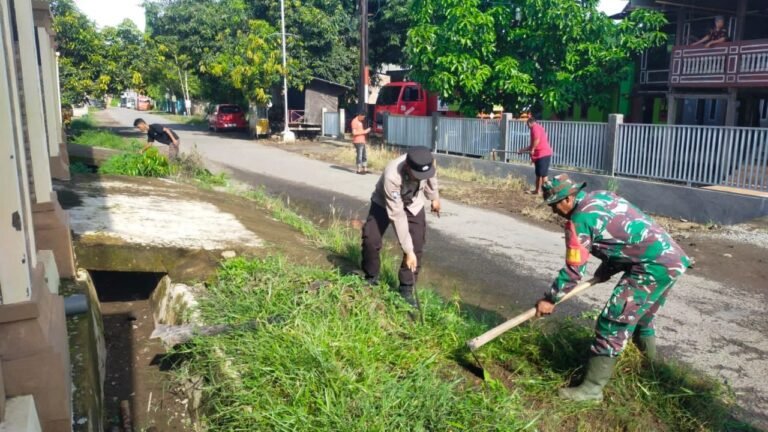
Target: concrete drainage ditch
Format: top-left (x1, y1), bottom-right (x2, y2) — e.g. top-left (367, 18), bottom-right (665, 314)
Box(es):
top-left (67, 268), bottom-right (205, 431)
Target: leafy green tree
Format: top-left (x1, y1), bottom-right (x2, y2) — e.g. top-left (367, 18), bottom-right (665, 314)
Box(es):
top-left (406, 0), bottom-right (668, 115)
top-left (51, 0), bottom-right (110, 105)
top-left (368, 0), bottom-right (412, 72)
top-left (207, 20), bottom-right (284, 104)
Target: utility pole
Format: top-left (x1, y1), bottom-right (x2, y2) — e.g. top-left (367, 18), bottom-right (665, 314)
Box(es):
top-left (358, 0), bottom-right (368, 117)
top-left (280, 0), bottom-right (295, 142)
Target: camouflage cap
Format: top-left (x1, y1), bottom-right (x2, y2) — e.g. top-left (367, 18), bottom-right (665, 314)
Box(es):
top-left (542, 174), bottom-right (586, 206)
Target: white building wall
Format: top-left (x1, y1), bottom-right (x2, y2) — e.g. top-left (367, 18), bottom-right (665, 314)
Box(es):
top-left (12, 0), bottom-right (52, 204)
top-left (0, 0), bottom-right (33, 304)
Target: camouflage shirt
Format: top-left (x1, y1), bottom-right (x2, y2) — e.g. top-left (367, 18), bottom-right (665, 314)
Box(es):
top-left (549, 190), bottom-right (690, 302)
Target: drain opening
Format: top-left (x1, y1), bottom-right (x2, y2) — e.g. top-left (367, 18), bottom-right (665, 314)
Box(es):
top-left (88, 270), bottom-right (169, 429)
top-left (90, 270), bottom-right (165, 302)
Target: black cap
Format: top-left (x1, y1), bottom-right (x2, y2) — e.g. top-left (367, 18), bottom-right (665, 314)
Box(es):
top-left (405, 147), bottom-right (435, 180)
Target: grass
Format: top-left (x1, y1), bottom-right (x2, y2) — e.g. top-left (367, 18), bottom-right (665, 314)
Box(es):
top-left (69, 161), bottom-right (93, 175)
top-left (68, 114), bottom-right (96, 136)
top-left (72, 129), bottom-right (144, 152)
top-left (173, 151), bottom-right (229, 189)
top-left (100, 147), bottom-right (172, 177)
top-left (168, 187), bottom-right (756, 432)
top-left (153, 112), bottom-right (208, 126)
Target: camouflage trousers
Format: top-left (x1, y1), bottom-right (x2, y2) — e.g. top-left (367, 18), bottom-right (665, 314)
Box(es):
top-left (591, 261), bottom-right (687, 357)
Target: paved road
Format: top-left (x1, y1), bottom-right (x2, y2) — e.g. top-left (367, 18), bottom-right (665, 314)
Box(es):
top-left (106, 108), bottom-right (768, 425)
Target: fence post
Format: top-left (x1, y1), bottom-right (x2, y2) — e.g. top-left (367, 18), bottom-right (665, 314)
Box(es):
top-left (431, 112), bottom-right (439, 152)
top-left (321, 107), bottom-right (327, 137)
top-left (382, 112), bottom-right (390, 144)
top-left (604, 113), bottom-right (623, 176)
top-left (338, 109), bottom-right (346, 140)
top-left (501, 113), bottom-right (513, 163)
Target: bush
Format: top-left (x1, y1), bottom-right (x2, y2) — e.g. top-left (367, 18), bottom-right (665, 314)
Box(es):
top-left (100, 147), bottom-right (172, 177)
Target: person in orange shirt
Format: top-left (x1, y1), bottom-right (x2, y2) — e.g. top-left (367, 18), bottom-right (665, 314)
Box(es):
top-left (351, 111), bottom-right (371, 174)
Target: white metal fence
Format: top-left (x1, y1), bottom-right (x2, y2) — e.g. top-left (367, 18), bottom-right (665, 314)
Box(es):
top-left (322, 111), bottom-right (340, 137)
top-left (386, 115), bottom-right (433, 148)
top-left (382, 112), bottom-right (768, 192)
top-left (616, 124), bottom-right (768, 190)
top-left (436, 117), bottom-right (502, 156)
top-left (506, 120), bottom-right (608, 172)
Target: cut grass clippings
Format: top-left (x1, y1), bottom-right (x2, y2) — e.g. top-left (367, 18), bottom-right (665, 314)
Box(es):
top-left (169, 188), bottom-right (755, 432)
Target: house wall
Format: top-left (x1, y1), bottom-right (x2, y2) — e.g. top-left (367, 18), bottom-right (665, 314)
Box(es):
top-left (1, 0), bottom-right (76, 430)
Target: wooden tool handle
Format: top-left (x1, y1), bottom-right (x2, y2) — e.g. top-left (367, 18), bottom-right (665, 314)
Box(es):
top-left (466, 277), bottom-right (601, 352)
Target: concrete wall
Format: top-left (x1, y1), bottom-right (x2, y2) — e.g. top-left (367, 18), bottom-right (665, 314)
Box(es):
top-left (1, 0), bottom-right (76, 430)
top-left (434, 153), bottom-right (768, 225)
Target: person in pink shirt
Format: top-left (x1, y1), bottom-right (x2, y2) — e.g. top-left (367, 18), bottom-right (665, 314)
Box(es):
top-left (518, 116), bottom-right (553, 195)
top-left (351, 111), bottom-right (371, 174)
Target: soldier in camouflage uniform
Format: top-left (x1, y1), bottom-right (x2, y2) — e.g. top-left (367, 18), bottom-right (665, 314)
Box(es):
top-left (535, 174), bottom-right (690, 402)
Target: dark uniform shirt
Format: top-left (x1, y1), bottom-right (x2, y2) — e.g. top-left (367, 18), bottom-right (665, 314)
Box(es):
top-left (708, 27), bottom-right (728, 43)
top-left (147, 124), bottom-right (179, 145)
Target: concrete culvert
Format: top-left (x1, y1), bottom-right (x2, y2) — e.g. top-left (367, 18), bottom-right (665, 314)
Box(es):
top-left (86, 270), bottom-right (190, 430)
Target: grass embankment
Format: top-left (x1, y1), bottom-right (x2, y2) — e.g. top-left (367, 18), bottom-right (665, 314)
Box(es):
top-left (67, 113), bottom-right (226, 188)
top-left (170, 190), bottom-right (753, 431)
top-left (69, 114), bottom-right (143, 152)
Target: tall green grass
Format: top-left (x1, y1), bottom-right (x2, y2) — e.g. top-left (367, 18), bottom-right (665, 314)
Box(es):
top-left (170, 189), bottom-right (755, 432)
top-left (100, 147), bottom-right (172, 177)
top-left (72, 129), bottom-right (144, 152)
top-left (68, 114), bottom-right (96, 136)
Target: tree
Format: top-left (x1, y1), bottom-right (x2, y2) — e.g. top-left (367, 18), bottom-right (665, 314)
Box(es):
top-left (207, 20), bottom-right (284, 105)
top-left (368, 0), bottom-right (412, 72)
top-left (144, 0), bottom-right (361, 105)
top-left (51, 0), bottom-right (110, 105)
top-left (406, 0), bottom-right (668, 115)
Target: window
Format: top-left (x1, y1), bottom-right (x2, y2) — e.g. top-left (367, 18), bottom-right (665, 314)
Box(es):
top-left (219, 105), bottom-right (242, 114)
top-left (376, 86), bottom-right (401, 105)
top-left (708, 100), bottom-right (718, 121)
top-left (402, 86), bottom-right (421, 102)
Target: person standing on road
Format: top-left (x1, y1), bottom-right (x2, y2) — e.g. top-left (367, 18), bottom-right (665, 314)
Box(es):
top-left (351, 112), bottom-right (371, 174)
top-left (535, 174), bottom-right (690, 402)
top-left (361, 147), bottom-right (441, 306)
top-left (518, 116), bottom-right (553, 195)
top-left (134, 118), bottom-right (181, 160)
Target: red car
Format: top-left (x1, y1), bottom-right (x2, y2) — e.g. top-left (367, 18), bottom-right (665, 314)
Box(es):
top-left (208, 104), bottom-right (247, 132)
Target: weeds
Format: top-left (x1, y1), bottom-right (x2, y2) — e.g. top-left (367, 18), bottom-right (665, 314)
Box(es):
top-left (607, 178), bottom-right (620, 193)
top-left (173, 151), bottom-right (228, 189)
top-left (72, 129), bottom-right (144, 152)
top-left (68, 114), bottom-right (96, 136)
top-left (69, 161), bottom-right (92, 175)
top-left (100, 147), bottom-right (172, 177)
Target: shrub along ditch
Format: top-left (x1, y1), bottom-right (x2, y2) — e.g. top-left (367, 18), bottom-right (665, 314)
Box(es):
top-left (169, 190), bottom-right (755, 431)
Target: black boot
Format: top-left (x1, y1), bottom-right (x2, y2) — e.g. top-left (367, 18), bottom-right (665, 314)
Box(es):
top-left (398, 285), bottom-right (418, 308)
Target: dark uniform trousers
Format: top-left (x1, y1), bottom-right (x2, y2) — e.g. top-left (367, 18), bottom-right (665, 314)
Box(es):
top-left (361, 201), bottom-right (426, 286)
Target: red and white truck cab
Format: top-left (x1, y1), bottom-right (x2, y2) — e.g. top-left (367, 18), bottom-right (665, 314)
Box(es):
top-left (373, 81), bottom-right (445, 133)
